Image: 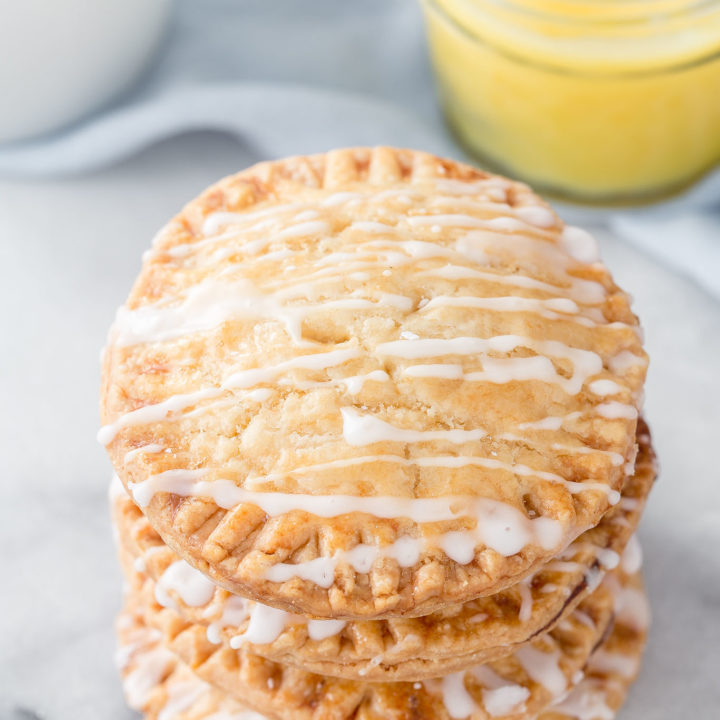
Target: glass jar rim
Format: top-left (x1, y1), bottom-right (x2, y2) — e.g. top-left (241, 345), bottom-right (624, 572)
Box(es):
top-left (480, 0), bottom-right (720, 27)
top-left (424, 0), bottom-right (720, 74)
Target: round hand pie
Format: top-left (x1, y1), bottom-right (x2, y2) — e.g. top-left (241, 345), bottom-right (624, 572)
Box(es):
top-left (110, 420), bottom-right (654, 681)
top-left (100, 147), bottom-right (648, 618)
top-left (116, 565), bottom-right (648, 720)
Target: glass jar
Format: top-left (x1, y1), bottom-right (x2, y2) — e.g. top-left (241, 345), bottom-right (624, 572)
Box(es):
top-left (421, 0), bottom-right (720, 203)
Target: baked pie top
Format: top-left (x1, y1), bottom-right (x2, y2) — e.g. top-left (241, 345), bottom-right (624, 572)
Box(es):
top-left (117, 572), bottom-right (647, 720)
top-left (111, 419), bottom-right (654, 681)
top-left (100, 147), bottom-right (648, 617)
top-left (127, 563), bottom-right (646, 720)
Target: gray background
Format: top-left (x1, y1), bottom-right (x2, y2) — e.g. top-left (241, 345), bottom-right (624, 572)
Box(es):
top-left (1, 1), bottom-right (719, 717)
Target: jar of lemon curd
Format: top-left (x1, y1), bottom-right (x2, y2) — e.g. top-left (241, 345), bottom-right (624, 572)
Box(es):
top-left (421, 0), bottom-right (720, 203)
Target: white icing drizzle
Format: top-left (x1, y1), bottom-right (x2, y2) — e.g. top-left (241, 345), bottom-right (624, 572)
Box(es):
top-left (264, 495), bottom-right (560, 583)
top-left (378, 335), bottom-right (603, 396)
top-left (616, 496), bottom-right (640, 511)
top-left (307, 618), bottom-right (348, 641)
top-left (439, 672), bottom-right (476, 719)
top-left (320, 191), bottom-right (365, 207)
top-left (560, 226), bottom-right (600, 264)
top-left (274, 220), bottom-right (330, 239)
top-left (608, 350), bottom-right (648, 374)
top-left (154, 190), bottom-right (615, 346)
top-left (351, 220), bottom-right (396, 233)
top-left (517, 414), bottom-right (578, 431)
top-left (517, 578), bottom-right (534, 622)
top-left (540, 584), bottom-right (558, 594)
top-left (105, 182), bottom-right (646, 594)
top-left (483, 685), bottom-right (531, 717)
top-left (550, 679), bottom-right (614, 720)
top-left (119, 627), bottom-right (268, 720)
top-left (426, 198), bottom-right (556, 233)
top-left (432, 622), bottom-right (581, 720)
top-left (200, 203), bottom-right (307, 236)
top-left (123, 443), bottom-right (164, 462)
top-left (267, 236), bottom-right (607, 316)
top-left (490, 430), bottom-right (623, 469)
top-left (157, 680), bottom-right (207, 720)
top-left (439, 531), bottom-right (477, 565)
top-left (433, 178), bottom-right (512, 196)
top-left (407, 213), bottom-right (529, 234)
top-left (98, 348), bottom-right (360, 444)
top-left (230, 604), bottom-right (291, 647)
top-left (604, 563), bottom-right (650, 633)
top-left (155, 561), bottom-right (215, 608)
top-left (264, 537), bottom-right (422, 588)
top-left (571, 611), bottom-right (596, 630)
top-left (123, 645), bottom-right (174, 709)
top-left (115, 630), bottom-right (159, 672)
top-left (515, 645), bottom-right (567, 698)
top-left (515, 205), bottom-right (556, 228)
top-left (588, 379), bottom-right (624, 397)
top-left (595, 549), bottom-right (620, 571)
top-left (615, 586), bottom-right (650, 632)
top-left (341, 407), bottom-right (486, 446)
top-left (131, 465), bottom-right (568, 555)
top-left (550, 442), bottom-right (624, 468)
top-left (111, 276), bottom-right (411, 347)
top-left (620, 535), bottom-right (642, 574)
top-left (197, 444), bottom-right (618, 504)
top-left (419, 295), bottom-right (584, 323)
top-left (247, 388), bottom-right (273, 402)
top-left (207, 595), bottom-right (249, 645)
top-left (279, 369), bottom-right (390, 394)
top-left (226, 601), bottom-right (345, 648)
top-left (456, 228), bottom-right (583, 274)
top-left (585, 566), bottom-right (605, 593)
top-left (596, 402), bottom-right (638, 420)
top-left (404, 363), bottom-right (464, 380)
top-left (142, 197), bottom-right (615, 349)
top-left (587, 649), bottom-right (639, 678)
top-left (136, 466), bottom-right (526, 518)
top-left (146, 554), bottom-right (347, 648)
top-left (424, 264), bottom-right (606, 305)
top-left (471, 665), bottom-right (530, 717)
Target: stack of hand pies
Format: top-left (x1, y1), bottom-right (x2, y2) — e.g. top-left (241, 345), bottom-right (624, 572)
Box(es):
top-left (100, 148), bottom-right (656, 720)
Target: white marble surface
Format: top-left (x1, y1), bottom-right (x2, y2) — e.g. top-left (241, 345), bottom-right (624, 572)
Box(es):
top-left (0, 131), bottom-right (719, 718)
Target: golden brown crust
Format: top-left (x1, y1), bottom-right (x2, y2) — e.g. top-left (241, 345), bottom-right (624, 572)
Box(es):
top-left (111, 422), bottom-right (654, 682)
top-left (101, 147), bottom-right (648, 617)
top-left (116, 616), bottom-right (646, 720)
top-left (116, 571), bottom-right (647, 720)
top-left (544, 571), bottom-right (648, 720)
top-left (124, 561), bottom-right (617, 720)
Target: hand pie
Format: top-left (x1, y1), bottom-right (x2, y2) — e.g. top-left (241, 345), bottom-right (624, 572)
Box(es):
top-left (100, 147), bottom-right (648, 618)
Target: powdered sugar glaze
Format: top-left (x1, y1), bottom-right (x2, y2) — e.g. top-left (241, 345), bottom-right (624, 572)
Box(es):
top-left (100, 163), bottom-right (648, 591)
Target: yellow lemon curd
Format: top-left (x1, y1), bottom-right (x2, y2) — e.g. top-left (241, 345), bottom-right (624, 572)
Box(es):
top-left (422, 0), bottom-right (720, 202)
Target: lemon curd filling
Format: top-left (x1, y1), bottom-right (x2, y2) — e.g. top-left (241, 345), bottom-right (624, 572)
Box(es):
top-left (422, 0), bottom-right (720, 202)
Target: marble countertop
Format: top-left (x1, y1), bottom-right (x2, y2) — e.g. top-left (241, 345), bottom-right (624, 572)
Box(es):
top-left (1, 132), bottom-right (718, 718)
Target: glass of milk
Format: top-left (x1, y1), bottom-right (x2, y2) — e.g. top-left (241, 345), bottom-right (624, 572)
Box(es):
top-left (0, 0), bottom-right (171, 142)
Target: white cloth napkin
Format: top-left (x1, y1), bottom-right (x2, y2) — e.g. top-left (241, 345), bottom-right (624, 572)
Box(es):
top-left (1, 0), bottom-right (718, 299)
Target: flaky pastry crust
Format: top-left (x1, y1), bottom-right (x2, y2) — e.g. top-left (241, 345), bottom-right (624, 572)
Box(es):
top-left (101, 147), bottom-right (648, 617)
top-left (111, 422), bottom-right (654, 681)
top-left (122, 561), bottom-right (628, 720)
top-left (117, 598), bottom-right (646, 720)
